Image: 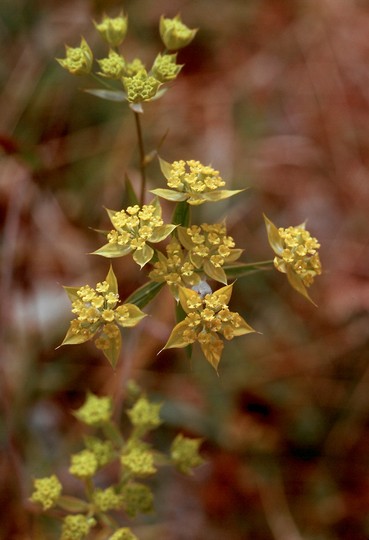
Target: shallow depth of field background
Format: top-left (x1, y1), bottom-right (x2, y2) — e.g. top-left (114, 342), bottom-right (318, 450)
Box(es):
top-left (1, 0), bottom-right (369, 538)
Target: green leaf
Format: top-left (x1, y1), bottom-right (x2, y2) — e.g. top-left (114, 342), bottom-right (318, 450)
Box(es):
top-left (263, 214), bottom-right (284, 255)
top-left (125, 281), bottom-right (164, 309)
top-left (63, 286), bottom-right (80, 303)
top-left (84, 88), bottom-right (127, 102)
top-left (199, 333), bottom-right (223, 372)
top-left (176, 301), bottom-right (192, 358)
top-left (106, 264), bottom-right (118, 294)
top-left (149, 224), bottom-right (177, 242)
top-left (150, 188), bottom-right (187, 202)
top-left (286, 267), bottom-right (317, 306)
top-left (158, 157), bottom-right (173, 180)
top-left (224, 249), bottom-right (243, 263)
top-left (211, 283), bottom-right (233, 305)
top-left (223, 261), bottom-right (273, 280)
top-left (203, 260), bottom-right (227, 284)
top-left (102, 331), bottom-right (122, 369)
top-left (171, 201), bottom-right (190, 227)
top-left (177, 227), bottom-right (193, 250)
top-left (132, 244), bottom-right (154, 267)
top-left (59, 323), bottom-right (93, 347)
top-left (163, 320), bottom-right (190, 349)
top-left (116, 304), bottom-right (147, 327)
top-left (92, 242), bottom-right (132, 258)
top-left (178, 286), bottom-right (202, 314)
top-left (202, 189), bottom-right (245, 202)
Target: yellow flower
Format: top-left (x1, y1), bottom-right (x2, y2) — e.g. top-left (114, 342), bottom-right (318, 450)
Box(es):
top-left (163, 284), bottom-right (255, 371)
top-left (97, 50), bottom-right (126, 79)
top-left (94, 12), bottom-right (128, 47)
top-left (93, 200), bottom-right (176, 268)
top-left (60, 266), bottom-right (146, 367)
top-left (159, 14), bottom-right (197, 50)
top-left (30, 475), bottom-right (62, 510)
top-left (151, 53), bottom-right (183, 82)
top-left (56, 37), bottom-right (93, 76)
top-left (123, 70), bottom-right (161, 104)
top-left (264, 214), bottom-right (322, 305)
top-left (152, 158), bottom-right (244, 205)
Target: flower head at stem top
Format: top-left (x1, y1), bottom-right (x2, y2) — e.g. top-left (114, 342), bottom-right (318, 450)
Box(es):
top-left (93, 199), bottom-right (176, 268)
top-left (159, 14), bottom-right (197, 50)
top-left (60, 266), bottom-right (146, 367)
top-left (162, 284), bottom-right (255, 372)
top-left (56, 37), bottom-right (93, 76)
top-left (94, 12), bottom-right (128, 47)
top-left (151, 158), bottom-right (244, 205)
top-left (264, 214), bottom-right (322, 305)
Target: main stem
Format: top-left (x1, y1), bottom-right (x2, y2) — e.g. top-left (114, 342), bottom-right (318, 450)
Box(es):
top-left (133, 111), bottom-right (147, 206)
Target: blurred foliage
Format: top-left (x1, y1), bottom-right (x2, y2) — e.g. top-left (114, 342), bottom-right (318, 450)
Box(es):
top-left (1, 0), bottom-right (369, 539)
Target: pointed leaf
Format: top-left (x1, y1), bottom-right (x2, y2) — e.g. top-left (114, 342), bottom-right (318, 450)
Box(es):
top-left (224, 249), bottom-right (243, 263)
top-left (92, 242), bottom-right (132, 258)
top-left (102, 331), bottom-right (122, 369)
top-left (286, 267), bottom-right (317, 306)
top-left (177, 227), bottom-right (193, 250)
top-left (158, 157), bottom-right (173, 181)
top-left (60, 323), bottom-right (94, 346)
top-left (132, 244), bottom-right (154, 268)
top-left (149, 224), bottom-right (177, 242)
top-left (125, 281), bottom-right (164, 309)
top-left (178, 286), bottom-right (202, 314)
top-left (199, 333), bottom-right (223, 372)
top-left (63, 286), bottom-right (81, 303)
top-left (211, 283), bottom-right (234, 305)
top-left (263, 214), bottom-right (284, 255)
top-left (84, 88), bottom-right (127, 102)
top-left (176, 301), bottom-right (192, 359)
top-left (203, 260), bottom-right (227, 284)
top-left (116, 304), bottom-right (147, 328)
top-left (106, 264), bottom-right (118, 294)
top-left (150, 188), bottom-right (188, 202)
top-left (171, 201), bottom-right (190, 227)
top-left (202, 189), bottom-right (245, 202)
top-left (163, 320), bottom-right (191, 350)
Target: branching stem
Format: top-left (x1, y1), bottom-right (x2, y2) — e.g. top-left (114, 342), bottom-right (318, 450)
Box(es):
top-left (133, 110), bottom-right (147, 206)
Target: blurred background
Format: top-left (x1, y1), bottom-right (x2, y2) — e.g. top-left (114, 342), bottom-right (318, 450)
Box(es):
top-left (1, 0), bottom-right (369, 538)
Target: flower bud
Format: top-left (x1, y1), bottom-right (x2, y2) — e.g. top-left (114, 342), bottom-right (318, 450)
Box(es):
top-left (95, 12), bottom-right (128, 47)
top-left (57, 37), bottom-right (93, 76)
top-left (159, 14), bottom-right (197, 50)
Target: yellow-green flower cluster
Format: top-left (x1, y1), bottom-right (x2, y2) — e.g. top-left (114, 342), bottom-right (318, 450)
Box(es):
top-left (123, 70), bottom-right (162, 104)
top-left (57, 38), bottom-right (93, 75)
top-left (69, 450), bottom-right (98, 479)
top-left (170, 434), bottom-right (204, 475)
top-left (127, 396), bottom-right (162, 434)
top-left (30, 475), bottom-right (62, 510)
top-left (178, 223), bottom-right (242, 284)
top-left (149, 238), bottom-right (200, 299)
top-left (94, 201), bottom-right (176, 268)
top-left (61, 266), bottom-right (146, 367)
top-left (97, 50), bottom-right (126, 79)
top-left (121, 446), bottom-right (156, 477)
top-left (84, 436), bottom-right (115, 467)
top-left (93, 487), bottom-right (123, 512)
top-left (151, 53), bottom-right (183, 82)
top-left (61, 514), bottom-right (96, 540)
top-left (108, 529), bottom-right (139, 540)
top-left (164, 284), bottom-right (255, 371)
top-left (159, 14), bottom-right (197, 50)
top-left (94, 12), bottom-right (128, 47)
top-left (264, 215), bottom-right (322, 304)
top-left (121, 482), bottom-right (154, 518)
top-left (152, 158), bottom-right (243, 205)
top-left (74, 393), bottom-right (112, 426)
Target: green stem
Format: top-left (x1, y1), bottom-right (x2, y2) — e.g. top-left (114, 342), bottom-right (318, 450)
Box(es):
top-left (133, 110), bottom-right (147, 206)
top-left (89, 72), bottom-right (114, 90)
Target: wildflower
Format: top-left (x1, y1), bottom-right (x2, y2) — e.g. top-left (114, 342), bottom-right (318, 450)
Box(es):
top-left (123, 70), bottom-right (161, 103)
top-left (94, 12), bottom-right (128, 47)
top-left (74, 393), bottom-right (112, 426)
top-left (93, 200), bottom-right (176, 268)
top-left (108, 529), bottom-right (139, 540)
top-left (149, 238), bottom-right (200, 298)
top-left (30, 475), bottom-right (62, 510)
top-left (61, 514), bottom-right (96, 540)
top-left (121, 447), bottom-right (156, 477)
top-left (163, 284), bottom-right (255, 371)
top-left (151, 53), bottom-right (183, 82)
top-left (127, 396), bottom-right (162, 434)
top-left (93, 487), bottom-right (123, 512)
top-left (264, 214), bottom-right (322, 304)
top-left (177, 223), bottom-right (243, 284)
top-left (56, 37), bottom-right (93, 75)
top-left (60, 266), bottom-right (146, 367)
top-left (97, 50), bottom-right (126, 79)
top-left (69, 450), bottom-right (98, 479)
top-left (152, 158), bottom-right (243, 205)
top-left (121, 482), bottom-right (154, 517)
top-left (170, 434), bottom-right (204, 475)
top-left (84, 436), bottom-right (115, 467)
top-left (159, 14), bottom-right (197, 50)
top-left (124, 58), bottom-right (146, 77)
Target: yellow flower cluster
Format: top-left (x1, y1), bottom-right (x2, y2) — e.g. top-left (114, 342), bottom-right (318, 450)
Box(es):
top-left (121, 482), bottom-right (154, 518)
top-left (123, 71), bottom-right (162, 104)
top-left (97, 50), bottom-right (126, 79)
top-left (74, 393), bottom-right (112, 426)
top-left (159, 14), bottom-right (197, 50)
top-left (121, 446), bottom-right (156, 477)
top-left (164, 284), bottom-right (255, 371)
top-left (275, 226), bottom-right (322, 287)
top-left (149, 238), bottom-right (200, 298)
top-left (69, 450), bottom-right (98, 479)
top-left (93, 487), bottom-right (123, 512)
top-left (56, 38), bottom-right (93, 76)
top-left (95, 202), bottom-right (176, 268)
top-left (94, 12), bottom-right (128, 47)
top-left (151, 53), bottom-right (183, 82)
top-left (170, 434), bottom-right (204, 475)
top-left (152, 158), bottom-right (243, 205)
top-left (108, 528), bottom-right (139, 540)
top-left (30, 475), bottom-right (62, 510)
top-left (127, 396), bottom-right (162, 433)
top-left (61, 514), bottom-right (96, 540)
